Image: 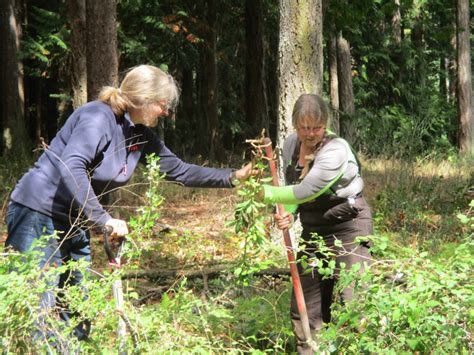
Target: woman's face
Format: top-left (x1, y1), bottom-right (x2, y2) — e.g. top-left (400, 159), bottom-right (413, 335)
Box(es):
top-left (130, 101), bottom-right (170, 127)
top-left (296, 116), bottom-right (326, 151)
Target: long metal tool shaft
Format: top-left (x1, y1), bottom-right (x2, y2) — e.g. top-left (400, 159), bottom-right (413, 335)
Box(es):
top-left (113, 243), bottom-right (127, 354)
top-left (103, 226), bottom-right (127, 354)
top-left (263, 137), bottom-right (314, 347)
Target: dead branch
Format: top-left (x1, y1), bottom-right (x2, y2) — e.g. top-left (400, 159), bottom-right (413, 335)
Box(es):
top-left (123, 266), bottom-right (290, 281)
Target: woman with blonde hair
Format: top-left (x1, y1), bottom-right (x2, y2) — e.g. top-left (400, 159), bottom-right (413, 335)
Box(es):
top-left (5, 64), bottom-right (251, 343)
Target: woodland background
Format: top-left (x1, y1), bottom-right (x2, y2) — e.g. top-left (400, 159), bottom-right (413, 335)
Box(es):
top-left (1, 0), bottom-right (473, 158)
top-left (0, 0), bottom-right (473, 353)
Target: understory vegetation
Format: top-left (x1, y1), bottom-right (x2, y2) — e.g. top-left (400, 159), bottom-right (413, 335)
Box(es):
top-left (0, 153), bottom-right (472, 353)
top-left (2, 1), bottom-right (473, 352)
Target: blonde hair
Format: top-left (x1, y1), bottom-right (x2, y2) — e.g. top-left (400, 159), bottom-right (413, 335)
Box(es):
top-left (291, 94), bottom-right (329, 128)
top-left (98, 65), bottom-right (180, 115)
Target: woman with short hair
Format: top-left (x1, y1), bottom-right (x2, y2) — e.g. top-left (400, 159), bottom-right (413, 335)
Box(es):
top-left (261, 93), bottom-right (373, 354)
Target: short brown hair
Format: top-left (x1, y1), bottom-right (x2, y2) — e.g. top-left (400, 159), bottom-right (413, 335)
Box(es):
top-left (291, 94), bottom-right (329, 128)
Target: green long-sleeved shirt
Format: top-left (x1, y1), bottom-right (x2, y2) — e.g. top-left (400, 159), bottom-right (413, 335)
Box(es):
top-left (263, 133), bottom-right (362, 209)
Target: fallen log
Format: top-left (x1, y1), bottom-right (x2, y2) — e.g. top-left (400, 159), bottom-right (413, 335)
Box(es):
top-left (123, 266), bottom-right (290, 281)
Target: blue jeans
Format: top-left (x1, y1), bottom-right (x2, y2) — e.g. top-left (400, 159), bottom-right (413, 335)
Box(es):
top-left (5, 201), bottom-right (92, 341)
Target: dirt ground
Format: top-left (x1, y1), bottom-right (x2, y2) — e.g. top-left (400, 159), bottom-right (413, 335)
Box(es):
top-left (90, 185), bottom-right (241, 272)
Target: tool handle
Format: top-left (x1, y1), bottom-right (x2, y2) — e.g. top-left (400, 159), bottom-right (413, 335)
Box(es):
top-left (102, 225), bottom-right (125, 267)
top-left (262, 137), bottom-right (314, 347)
top-left (102, 225), bottom-right (115, 262)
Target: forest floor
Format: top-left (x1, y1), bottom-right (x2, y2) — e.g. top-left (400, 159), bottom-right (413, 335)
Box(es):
top-left (88, 184), bottom-right (243, 305)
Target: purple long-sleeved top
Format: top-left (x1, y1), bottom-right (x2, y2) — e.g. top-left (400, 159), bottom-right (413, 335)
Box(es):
top-left (11, 101), bottom-right (233, 226)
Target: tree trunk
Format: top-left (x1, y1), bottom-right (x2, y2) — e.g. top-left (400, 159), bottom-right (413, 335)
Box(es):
top-left (220, 62), bottom-right (235, 151)
top-left (200, 0), bottom-right (224, 162)
top-left (411, 14), bottom-right (425, 88)
top-left (85, 0), bottom-right (120, 214)
top-left (177, 67), bottom-right (195, 157)
top-left (68, 0), bottom-right (87, 108)
top-left (440, 57), bottom-right (448, 101)
top-left (277, 0), bottom-right (323, 149)
top-left (390, 0), bottom-right (404, 104)
top-left (336, 31), bottom-right (355, 143)
top-left (448, 57), bottom-right (457, 102)
top-left (0, 0), bottom-right (29, 156)
top-left (448, 24), bottom-right (458, 103)
top-left (195, 56), bottom-right (208, 156)
top-left (328, 22), bottom-right (339, 134)
top-left (438, 9), bottom-right (455, 104)
top-left (86, 0), bottom-right (118, 100)
top-left (245, 0), bottom-right (269, 139)
top-left (456, 0), bottom-right (473, 155)
top-left (33, 78), bottom-right (43, 148)
top-left (391, 0), bottom-right (402, 45)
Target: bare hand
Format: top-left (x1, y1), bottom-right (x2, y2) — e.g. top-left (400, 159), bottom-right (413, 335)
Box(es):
top-left (234, 162), bottom-right (260, 181)
top-left (274, 212), bottom-right (293, 230)
top-left (105, 218), bottom-right (129, 237)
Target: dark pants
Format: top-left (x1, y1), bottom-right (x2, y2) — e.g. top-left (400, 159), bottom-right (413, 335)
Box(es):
top-left (291, 196), bottom-right (373, 354)
top-left (5, 201), bottom-right (92, 343)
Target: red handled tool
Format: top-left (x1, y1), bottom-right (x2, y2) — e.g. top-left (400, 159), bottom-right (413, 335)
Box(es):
top-left (263, 137), bottom-right (314, 348)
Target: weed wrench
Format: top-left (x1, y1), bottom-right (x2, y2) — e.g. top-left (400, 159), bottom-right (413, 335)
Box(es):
top-left (262, 137), bottom-right (316, 350)
top-left (103, 226), bottom-right (137, 354)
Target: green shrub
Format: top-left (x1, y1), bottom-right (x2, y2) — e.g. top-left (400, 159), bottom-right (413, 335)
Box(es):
top-left (0, 234), bottom-right (110, 353)
top-left (320, 235), bottom-right (473, 353)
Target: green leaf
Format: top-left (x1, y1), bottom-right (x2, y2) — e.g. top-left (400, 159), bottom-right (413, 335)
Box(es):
top-left (457, 213), bottom-right (470, 224)
top-left (407, 338), bottom-right (420, 350)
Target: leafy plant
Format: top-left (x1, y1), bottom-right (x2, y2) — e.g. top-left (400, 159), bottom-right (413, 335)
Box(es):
top-left (457, 200), bottom-right (474, 232)
top-left (319, 234), bottom-right (474, 353)
top-left (127, 153), bottom-right (166, 261)
top-left (0, 233), bottom-right (87, 352)
top-left (1, 151), bottom-right (471, 353)
top-left (228, 141), bottom-right (277, 285)
top-left (0, 154), bottom-right (167, 353)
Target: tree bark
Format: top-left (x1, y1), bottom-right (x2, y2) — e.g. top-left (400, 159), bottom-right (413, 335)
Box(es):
top-left (195, 56), bottom-right (208, 156)
top-left (200, 0), bottom-right (224, 162)
top-left (391, 0), bottom-right (402, 45)
top-left (68, 0), bottom-right (87, 108)
top-left (328, 22), bottom-right (339, 134)
top-left (277, 0), bottom-right (323, 152)
top-left (390, 0), bottom-right (404, 104)
top-left (336, 31), bottom-right (355, 143)
top-left (85, 0), bottom-right (119, 213)
top-left (440, 57), bottom-right (449, 101)
top-left (456, 0), bottom-right (473, 155)
top-left (33, 78), bottom-right (43, 148)
top-left (411, 13), bottom-right (425, 88)
top-left (86, 0), bottom-right (118, 100)
top-left (177, 67), bottom-right (195, 156)
top-left (245, 0), bottom-right (269, 139)
top-left (0, 0), bottom-right (29, 156)
top-left (438, 9), bottom-right (455, 104)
